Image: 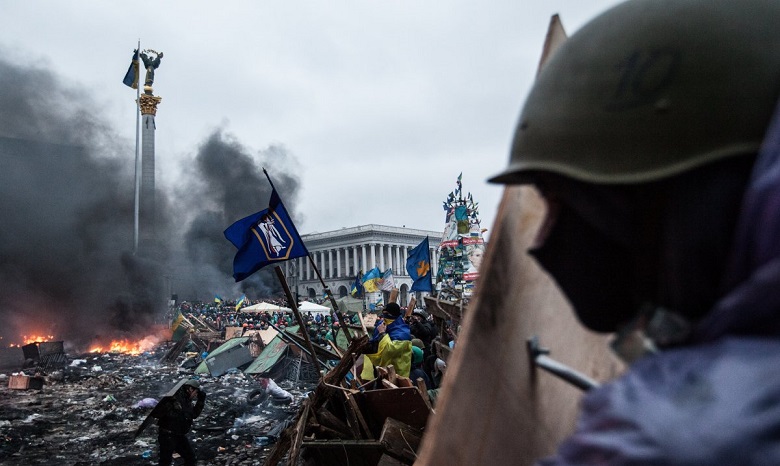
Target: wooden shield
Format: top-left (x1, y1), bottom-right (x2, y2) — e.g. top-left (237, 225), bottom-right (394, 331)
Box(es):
top-left (415, 186), bottom-right (624, 465)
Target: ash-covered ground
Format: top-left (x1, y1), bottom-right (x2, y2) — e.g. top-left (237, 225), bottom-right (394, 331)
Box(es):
top-left (0, 345), bottom-right (308, 466)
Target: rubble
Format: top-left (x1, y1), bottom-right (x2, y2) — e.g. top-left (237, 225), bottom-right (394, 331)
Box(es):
top-left (0, 344), bottom-right (310, 465)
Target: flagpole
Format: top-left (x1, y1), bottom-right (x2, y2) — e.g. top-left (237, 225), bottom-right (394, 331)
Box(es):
top-left (306, 253), bottom-right (355, 344)
top-left (133, 39), bottom-right (141, 254)
top-left (426, 235), bottom-right (434, 294)
top-left (262, 168), bottom-right (355, 343)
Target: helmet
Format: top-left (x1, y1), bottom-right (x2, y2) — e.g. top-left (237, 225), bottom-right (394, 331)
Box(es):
top-left (183, 379), bottom-right (200, 390)
top-left (491, 0), bottom-right (780, 185)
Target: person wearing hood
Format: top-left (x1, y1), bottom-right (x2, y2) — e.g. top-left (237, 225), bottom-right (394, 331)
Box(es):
top-left (155, 379), bottom-right (206, 466)
top-left (361, 302), bottom-right (413, 379)
top-left (491, 0), bottom-right (780, 463)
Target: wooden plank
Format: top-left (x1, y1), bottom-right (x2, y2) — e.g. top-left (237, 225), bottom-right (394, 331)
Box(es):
top-left (341, 391), bottom-right (363, 439)
top-left (317, 405), bottom-right (353, 439)
top-left (287, 396), bottom-right (311, 465)
top-left (396, 376), bottom-right (413, 388)
top-left (323, 335), bottom-right (369, 387)
top-left (354, 386), bottom-right (431, 432)
top-left (379, 417), bottom-right (423, 465)
top-left (415, 378), bottom-right (432, 412)
top-left (301, 439), bottom-right (385, 466)
top-left (387, 365), bottom-right (397, 385)
top-left (381, 379), bottom-right (398, 390)
top-left (264, 397), bottom-right (309, 466)
top-left (301, 439), bottom-right (384, 449)
top-left (346, 391), bottom-right (373, 439)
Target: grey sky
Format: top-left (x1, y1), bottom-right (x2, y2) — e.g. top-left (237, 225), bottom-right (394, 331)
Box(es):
top-left (1, 0), bottom-right (624, 237)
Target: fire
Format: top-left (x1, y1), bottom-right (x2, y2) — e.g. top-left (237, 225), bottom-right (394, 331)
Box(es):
top-left (8, 334), bottom-right (55, 347)
top-left (88, 335), bottom-right (162, 355)
top-left (24, 334), bottom-right (55, 344)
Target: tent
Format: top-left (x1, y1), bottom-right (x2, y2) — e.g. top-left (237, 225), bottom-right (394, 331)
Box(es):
top-left (194, 337), bottom-right (254, 376)
top-left (242, 302), bottom-right (291, 313)
top-left (297, 301), bottom-right (331, 314)
top-left (325, 296), bottom-right (364, 313)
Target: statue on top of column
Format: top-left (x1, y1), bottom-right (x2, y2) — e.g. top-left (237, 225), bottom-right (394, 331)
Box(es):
top-left (140, 49), bottom-right (163, 93)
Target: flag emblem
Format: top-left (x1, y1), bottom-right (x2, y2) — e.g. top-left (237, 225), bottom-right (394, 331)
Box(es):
top-left (416, 261), bottom-right (430, 277)
top-left (252, 211), bottom-right (295, 260)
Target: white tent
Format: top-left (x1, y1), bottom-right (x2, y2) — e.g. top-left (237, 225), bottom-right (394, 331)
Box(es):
top-left (297, 301), bottom-right (332, 314)
top-left (241, 301), bottom-right (291, 313)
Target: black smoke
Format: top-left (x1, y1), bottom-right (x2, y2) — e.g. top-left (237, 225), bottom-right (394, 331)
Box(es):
top-left (0, 50), bottom-right (301, 348)
top-left (169, 131), bottom-right (302, 301)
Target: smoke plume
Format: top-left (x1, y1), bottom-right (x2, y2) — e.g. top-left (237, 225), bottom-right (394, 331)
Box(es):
top-left (0, 50), bottom-right (301, 348)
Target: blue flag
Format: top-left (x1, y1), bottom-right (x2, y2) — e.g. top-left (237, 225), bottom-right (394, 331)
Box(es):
top-left (123, 49), bottom-right (139, 89)
top-left (224, 189), bottom-right (309, 282)
top-left (350, 270), bottom-right (364, 298)
top-left (406, 237), bottom-right (432, 292)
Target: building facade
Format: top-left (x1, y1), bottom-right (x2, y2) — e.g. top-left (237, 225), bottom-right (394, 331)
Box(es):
top-left (284, 224), bottom-right (441, 307)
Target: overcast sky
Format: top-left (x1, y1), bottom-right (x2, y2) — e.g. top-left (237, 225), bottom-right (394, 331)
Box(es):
top-left (1, 0), bottom-right (624, 238)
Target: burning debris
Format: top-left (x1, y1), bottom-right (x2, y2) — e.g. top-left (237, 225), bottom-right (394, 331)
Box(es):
top-left (0, 339), bottom-right (310, 465)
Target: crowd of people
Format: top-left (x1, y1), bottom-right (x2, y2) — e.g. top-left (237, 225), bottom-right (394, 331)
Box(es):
top-left (174, 297), bottom-right (454, 398)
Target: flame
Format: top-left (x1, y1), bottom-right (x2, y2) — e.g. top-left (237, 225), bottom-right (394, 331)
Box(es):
top-left (24, 334), bottom-right (55, 344)
top-left (8, 334), bottom-right (55, 347)
top-left (88, 335), bottom-right (162, 355)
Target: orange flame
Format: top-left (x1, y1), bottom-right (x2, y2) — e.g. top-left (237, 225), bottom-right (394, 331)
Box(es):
top-left (24, 334), bottom-right (55, 344)
top-left (8, 334), bottom-right (56, 347)
top-left (88, 335), bottom-right (162, 355)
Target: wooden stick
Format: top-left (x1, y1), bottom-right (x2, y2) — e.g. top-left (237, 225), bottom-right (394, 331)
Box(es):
top-left (274, 266), bottom-right (323, 374)
top-left (405, 297), bottom-right (417, 318)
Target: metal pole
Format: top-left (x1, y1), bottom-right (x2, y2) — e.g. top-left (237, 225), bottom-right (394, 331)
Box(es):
top-left (527, 336), bottom-right (599, 392)
top-left (133, 39), bottom-right (141, 254)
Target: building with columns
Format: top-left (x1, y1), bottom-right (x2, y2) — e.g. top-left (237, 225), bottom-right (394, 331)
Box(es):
top-left (284, 224), bottom-right (441, 307)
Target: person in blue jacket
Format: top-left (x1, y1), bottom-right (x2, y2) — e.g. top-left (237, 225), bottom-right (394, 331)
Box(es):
top-left (491, 0), bottom-right (780, 463)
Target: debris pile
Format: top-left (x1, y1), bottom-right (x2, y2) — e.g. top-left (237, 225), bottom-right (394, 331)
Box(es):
top-left (266, 335), bottom-right (434, 466)
top-left (0, 344), bottom-right (308, 465)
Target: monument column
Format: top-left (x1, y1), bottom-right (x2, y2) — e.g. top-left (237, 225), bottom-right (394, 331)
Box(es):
top-left (137, 49), bottom-right (163, 254)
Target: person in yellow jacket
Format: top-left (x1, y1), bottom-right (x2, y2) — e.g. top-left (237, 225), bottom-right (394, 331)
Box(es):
top-left (361, 302), bottom-right (413, 379)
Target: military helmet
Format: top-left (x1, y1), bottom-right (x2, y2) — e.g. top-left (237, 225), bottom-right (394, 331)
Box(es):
top-left (183, 379), bottom-right (200, 390)
top-left (491, 0), bottom-right (780, 185)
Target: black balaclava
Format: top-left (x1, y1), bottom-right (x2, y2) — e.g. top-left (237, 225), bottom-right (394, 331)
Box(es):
top-left (527, 156), bottom-right (755, 334)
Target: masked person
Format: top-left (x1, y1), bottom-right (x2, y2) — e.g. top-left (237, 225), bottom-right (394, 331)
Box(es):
top-left (156, 379), bottom-right (206, 466)
top-left (361, 302), bottom-right (413, 379)
top-left (490, 0), bottom-right (780, 463)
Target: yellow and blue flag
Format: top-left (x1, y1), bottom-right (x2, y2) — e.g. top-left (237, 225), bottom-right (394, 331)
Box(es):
top-left (235, 294), bottom-right (246, 311)
top-left (224, 188), bottom-right (309, 282)
top-left (362, 267), bottom-right (382, 293)
top-left (171, 309), bottom-right (187, 342)
top-left (214, 294), bottom-right (223, 304)
top-left (350, 270), bottom-right (363, 297)
top-left (122, 49), bottom-right (139, 89)
top-left (406, 237), bottom-right (432, 292)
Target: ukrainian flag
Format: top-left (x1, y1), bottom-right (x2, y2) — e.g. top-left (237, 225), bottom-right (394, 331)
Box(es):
top-left (235, 294), bottom-right (246, 311)
top-left (362, 267), bottom-right (382, 293)
top-left (350, 271), bottom-right (363, 297)
top-left (171, 310), bottom-right (187, 342)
